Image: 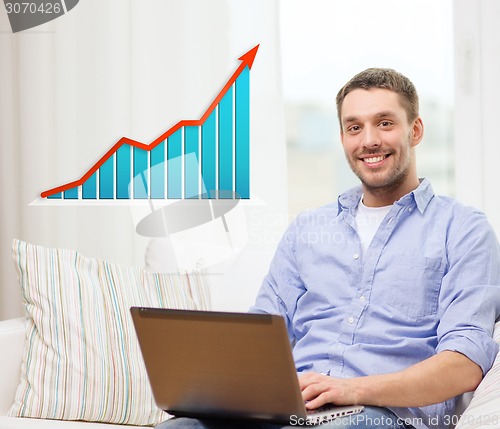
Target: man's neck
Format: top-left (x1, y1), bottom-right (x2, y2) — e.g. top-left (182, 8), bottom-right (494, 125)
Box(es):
top-left (362, 178), bottom-right (420, 207)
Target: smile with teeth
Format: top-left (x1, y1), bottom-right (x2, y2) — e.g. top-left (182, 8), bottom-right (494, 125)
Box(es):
top-left (362, 155), bottom-right (388, 164)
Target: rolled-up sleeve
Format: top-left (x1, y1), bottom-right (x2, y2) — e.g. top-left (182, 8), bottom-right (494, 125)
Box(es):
top-left (436, 209), bottom-right (500, 374)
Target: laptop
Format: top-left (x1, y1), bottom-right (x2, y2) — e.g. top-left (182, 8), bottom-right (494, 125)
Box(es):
top-left (130, 307), bottom-right (364, 425)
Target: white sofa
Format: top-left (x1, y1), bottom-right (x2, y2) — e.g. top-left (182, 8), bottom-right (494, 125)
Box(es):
top-left (1, 316), bottom-right (499, 429)
top-left (1, 237), bottom-right (499, 428)
top-left (0, 317), bottom-right (144, 429)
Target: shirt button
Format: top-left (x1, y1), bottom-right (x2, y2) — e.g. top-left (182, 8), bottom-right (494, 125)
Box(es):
top-left (360, 295), bottom-right (366, 302)
top-left (408, 207), bottom-right (413, 212)
top-left (353, 253), bottom-right (359, 260)
top-left (347, 317), bottom-right (354, 324)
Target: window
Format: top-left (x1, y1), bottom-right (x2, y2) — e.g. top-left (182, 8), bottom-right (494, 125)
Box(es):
top-left (280, 0), bottom-right (454, 216)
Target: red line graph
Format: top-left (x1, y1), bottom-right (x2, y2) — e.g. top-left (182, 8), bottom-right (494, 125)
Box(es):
top-left (41, 45), bottom-right (260, 199)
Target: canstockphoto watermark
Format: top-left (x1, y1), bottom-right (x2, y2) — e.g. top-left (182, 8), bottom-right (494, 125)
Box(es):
top-left (290, 413), bottom-right (500, 427)
top-left (247, 207), bottom-right (353, 247)
top-left (290, 413), bottom-right (415, 427)
top-left (3, 0), bottom-right (80, 33)
top-left (249, 226), bottom-right (350, 247)
top-left (290, 414), bottom-right (418, 427)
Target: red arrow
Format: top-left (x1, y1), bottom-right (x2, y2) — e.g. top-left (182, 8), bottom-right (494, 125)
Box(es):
top-left (41, 44), bottom-right (260, 199)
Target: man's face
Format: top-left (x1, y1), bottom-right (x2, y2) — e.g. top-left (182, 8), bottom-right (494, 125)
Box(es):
top-left (339, 88), bottom-right (422, 196)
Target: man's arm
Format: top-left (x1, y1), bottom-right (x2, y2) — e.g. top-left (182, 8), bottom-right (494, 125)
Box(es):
top-left (298, 209), bottom-right (499, 411)
top-left (300, 350), bottom-right (482, 409)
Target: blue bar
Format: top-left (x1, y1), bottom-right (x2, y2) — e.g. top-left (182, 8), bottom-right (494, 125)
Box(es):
top-left (219, 86), bottom-right (233, 199)
top-left (99, 155), bottom-right (115, 199)
top-left (83, 172), bottom-right (97, 199)
top-left (64, 187), bottom-right (78, 199)
top-left (235, 67), bottom-right (250, 199)
top-left (116, 145), bottom-right (131, 199)
top-left (47, 192), bottom-right (62, 199)
top-left (201, 110), bottom-right (216, 199)
top-left (133, 147), bottom-right (148, 199)
top-left (151, 141), bottom-right (165, 199)
top-left (167, 129), bottom-right (182, 199)
top-left (185, 127), bottom-right (199, 199)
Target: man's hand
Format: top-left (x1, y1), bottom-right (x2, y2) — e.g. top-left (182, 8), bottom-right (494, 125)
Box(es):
top-left (298, 350), bottom-right (482, 410)
top-left (299, 372), bottom-right (361, 410)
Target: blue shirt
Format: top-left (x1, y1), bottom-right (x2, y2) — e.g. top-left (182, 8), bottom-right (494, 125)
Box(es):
top-left (250, 179), bottom-right (500, 429)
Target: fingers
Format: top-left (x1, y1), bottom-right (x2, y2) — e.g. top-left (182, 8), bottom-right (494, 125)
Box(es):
top-left (303, 384), bottom-right (332, 409)
top-left (298, 372), bottom-right (334, 409)
top-left (298, 371), bottom-right (328, 389)
top-left (305, 392), bottom-right (331, 410)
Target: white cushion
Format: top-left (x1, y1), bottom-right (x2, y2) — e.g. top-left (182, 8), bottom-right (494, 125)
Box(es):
top-left (455, 321), bottom-right (500, 428)
top-left (144, 238), bottom-right (180, 273)
top-left (8, 239), bottom-right (211, 426)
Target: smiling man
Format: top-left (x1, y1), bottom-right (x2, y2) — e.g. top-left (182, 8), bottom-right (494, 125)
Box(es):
top-left (157, 69), bottom-right (500, 429)
top-left (250, 69), bottom-right (500, 429)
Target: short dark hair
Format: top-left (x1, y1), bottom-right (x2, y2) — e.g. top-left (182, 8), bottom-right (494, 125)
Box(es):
top-left (336, 68), bottom-right (419, 129)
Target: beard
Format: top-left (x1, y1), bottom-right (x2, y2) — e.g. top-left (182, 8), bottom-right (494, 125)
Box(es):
top-left (345, 133), bottom-right (413, 197)
top-left (356, 158), bottom-right (410, 197)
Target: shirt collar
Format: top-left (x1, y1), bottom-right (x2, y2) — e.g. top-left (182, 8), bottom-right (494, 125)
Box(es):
top-left (337, 178), bottom-right (434, 215)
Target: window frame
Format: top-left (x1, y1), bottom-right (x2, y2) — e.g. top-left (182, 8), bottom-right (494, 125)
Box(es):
top-left (454, 0), bottom-right (500, 236)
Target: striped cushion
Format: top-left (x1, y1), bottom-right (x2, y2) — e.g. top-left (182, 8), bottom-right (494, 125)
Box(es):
top-left (455, 321), bottom-right (500, 428)
top-left (8, 239), bottom-right (211, 426)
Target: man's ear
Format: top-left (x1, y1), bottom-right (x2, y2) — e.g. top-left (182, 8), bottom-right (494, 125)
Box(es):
top-left (411, 117), bottom-right (424, 147)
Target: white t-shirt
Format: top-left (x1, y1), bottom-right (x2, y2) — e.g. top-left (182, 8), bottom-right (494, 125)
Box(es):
top-left (355, 197), bottom-right (392, 256)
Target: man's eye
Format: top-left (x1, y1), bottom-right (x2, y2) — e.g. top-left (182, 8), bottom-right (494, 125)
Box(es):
top-left (379, 121), bottom-right (392, 127)
top-left (348, 125), bottom-right (361, 132)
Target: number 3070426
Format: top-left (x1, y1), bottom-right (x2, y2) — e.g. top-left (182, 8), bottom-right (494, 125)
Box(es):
top-left (5, 3), bottom-right (62, 14)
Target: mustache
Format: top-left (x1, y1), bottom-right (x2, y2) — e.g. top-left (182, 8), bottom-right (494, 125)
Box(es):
top-left (358, 149), bottom-right (392, 156)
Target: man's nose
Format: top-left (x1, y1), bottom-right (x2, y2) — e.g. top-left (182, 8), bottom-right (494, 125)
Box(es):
top-left (362, 126), bottom-right (381, 149)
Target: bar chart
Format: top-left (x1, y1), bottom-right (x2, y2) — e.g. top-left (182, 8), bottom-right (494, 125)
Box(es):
top-left (41, 45), bottom-right (258, 201)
